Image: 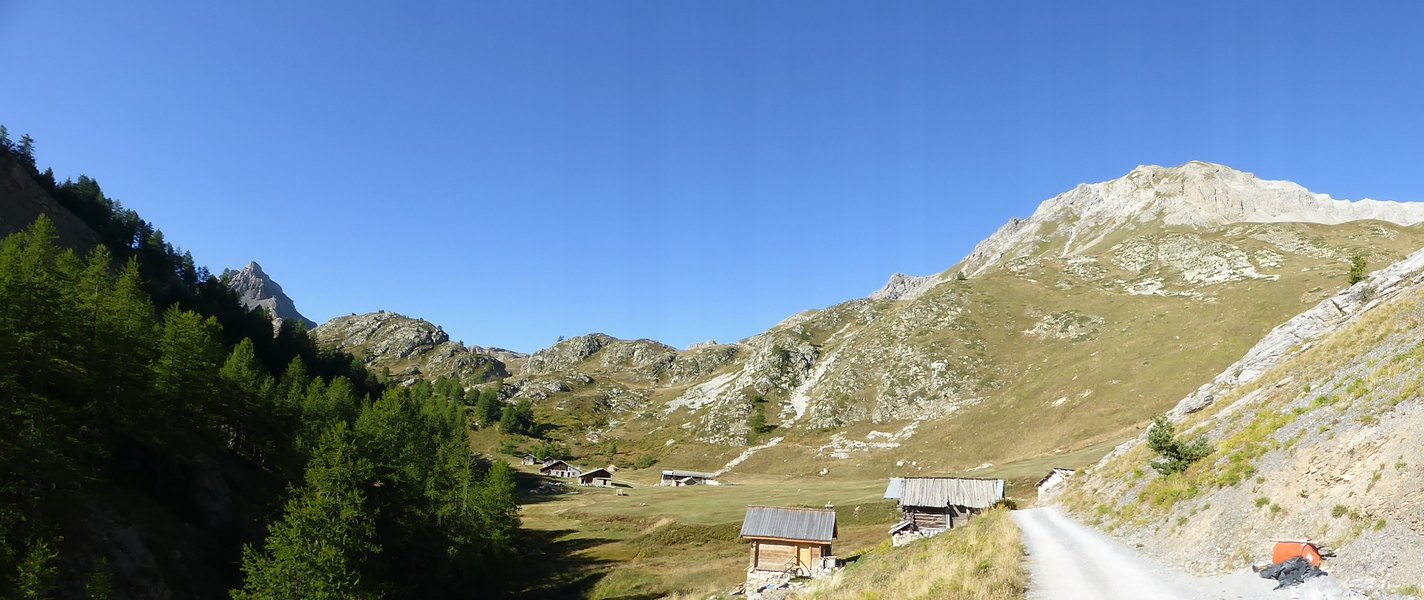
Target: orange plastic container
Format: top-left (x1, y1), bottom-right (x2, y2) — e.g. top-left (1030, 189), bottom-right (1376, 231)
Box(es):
top-left (1271, 541), bottom-right (1322, 567)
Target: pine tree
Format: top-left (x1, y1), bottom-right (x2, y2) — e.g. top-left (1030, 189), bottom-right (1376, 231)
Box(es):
top-left (232, 425), bottom-right (380, 600)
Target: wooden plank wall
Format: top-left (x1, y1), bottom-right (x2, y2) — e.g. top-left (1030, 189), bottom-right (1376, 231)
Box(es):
top-left (753, 541), bottom-right (798, 571)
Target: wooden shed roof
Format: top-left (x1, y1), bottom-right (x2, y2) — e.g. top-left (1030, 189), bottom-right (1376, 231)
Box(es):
top-left (899, 477), bottom-right (1004, 509)
top-left (740, 506), bottom-right (836, 543)
top-left (579, 468), bottom-right (613, 480)
top-left (884, 477), bottom-right (903, 500)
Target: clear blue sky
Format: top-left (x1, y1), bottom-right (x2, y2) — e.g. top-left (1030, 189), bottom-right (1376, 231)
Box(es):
top-left (4, 2), bottom-right (1423, 352)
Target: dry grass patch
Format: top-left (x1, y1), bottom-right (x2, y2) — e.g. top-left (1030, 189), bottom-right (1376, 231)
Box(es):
top-left (802, 508), bottom-right (1025, 600)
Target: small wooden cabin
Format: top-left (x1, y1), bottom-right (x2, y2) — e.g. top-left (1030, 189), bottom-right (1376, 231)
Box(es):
top-left (660, 469), bottom-right (718, 486)
top-left (1035, 468), bottom-right (1075, 502)
top-left (895, 477), bottom-right (1003, 533)
top-left (521, 454), bottom-right (538, 466)
top-left (740, 506), bottom-right (837, 576)
top-left (578, 468), bottom-right (614, 487)
top-left (539, 460), bottom-right (581, 478)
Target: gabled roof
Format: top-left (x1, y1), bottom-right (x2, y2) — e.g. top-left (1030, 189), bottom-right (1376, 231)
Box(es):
top-left (740, 506), bottom-right (837, 543)
top-left (580, 468), bottom-right (613, 479)
top-left (899, 477), bottom-right (1004, 509)
top-left (539, 460), bottom-right (577, 472)
top-left (662, 469), bottom-right (715, 479)
top-left (1035, 468), bottom-right (1076, 488)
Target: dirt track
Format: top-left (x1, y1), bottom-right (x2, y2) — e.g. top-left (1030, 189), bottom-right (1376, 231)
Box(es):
top-left (1012, 507), bottom-right (1318, 600)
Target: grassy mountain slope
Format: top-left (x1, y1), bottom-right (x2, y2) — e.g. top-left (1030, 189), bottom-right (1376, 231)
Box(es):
top-left (502, 164), bottom-right (1424, 488)
top-left (1062, 244), bottom-right (1424, 595)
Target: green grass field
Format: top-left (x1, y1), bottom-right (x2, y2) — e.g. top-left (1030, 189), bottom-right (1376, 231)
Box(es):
top-left (507, 440), bottom-right (1118, 599)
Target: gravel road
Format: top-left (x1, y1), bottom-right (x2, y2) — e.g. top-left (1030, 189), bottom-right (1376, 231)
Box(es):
top-left (1012, 507), bottom-right (1355, 600)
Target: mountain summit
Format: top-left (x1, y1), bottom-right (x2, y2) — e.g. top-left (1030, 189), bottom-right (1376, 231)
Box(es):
top-left (223, 261), bottom-right (317, 329)
top-left (960, 161), bottom-right (1424, 277)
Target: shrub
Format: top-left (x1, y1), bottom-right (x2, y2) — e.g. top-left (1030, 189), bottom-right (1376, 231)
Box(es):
top-left (1348, 253), bottom-right (1368, 285)
top-left (633, 455), bottom-right (657, 469)
top-left (1147, 416), bottom-right (1212, 476)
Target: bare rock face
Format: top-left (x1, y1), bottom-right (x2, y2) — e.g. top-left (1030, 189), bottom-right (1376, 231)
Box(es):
top-left (222, 261), bottom-right (317, 329)
top-left (870, 272), bottom-right (943, 301)
top-left (312, 311), bottom-right (508, 385)
top-left (958, 161), bottom-right (1424, 278)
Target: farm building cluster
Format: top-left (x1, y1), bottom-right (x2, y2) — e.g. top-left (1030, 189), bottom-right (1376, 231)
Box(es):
top-left (530, 457), bottom-right (616, 487)
top-left (520, 452), bottom-right (1086, 594)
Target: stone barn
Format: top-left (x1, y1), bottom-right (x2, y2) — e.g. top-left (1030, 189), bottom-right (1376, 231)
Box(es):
top-left (578, 468), bottom-right (614, 487)
top-left (889, 477), bottom-right (1003, 546)
top-left (1035, 468), bottom-right (1075, 503)
top-left (660, 469), bottom-right (718, 486)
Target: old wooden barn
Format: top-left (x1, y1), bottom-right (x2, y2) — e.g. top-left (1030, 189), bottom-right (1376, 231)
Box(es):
top-left (739, 506), bottom-right (837, 577)
top-left (888, 477), bottom-right (1003, 545)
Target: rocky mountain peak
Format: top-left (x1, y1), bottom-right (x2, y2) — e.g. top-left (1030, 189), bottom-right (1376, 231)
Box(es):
top-left (870, 272), bottom-right (941, 302)
top-left (312, 311), bottom-right (508, 385)
top-left (222, 261), bottom-right (316, 329)
top-left (958, 162), bottom-right (1424, 277)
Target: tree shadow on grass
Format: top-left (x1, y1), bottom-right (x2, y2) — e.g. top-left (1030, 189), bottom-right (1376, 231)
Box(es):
top-left (508, 525), bottom-right (622, 599)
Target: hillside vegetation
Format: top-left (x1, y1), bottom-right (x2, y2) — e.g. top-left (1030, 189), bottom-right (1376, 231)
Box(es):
top-left (0, 131), bottom-right (521, 599)
top-left (803, 508), bottom-right (1025, 600)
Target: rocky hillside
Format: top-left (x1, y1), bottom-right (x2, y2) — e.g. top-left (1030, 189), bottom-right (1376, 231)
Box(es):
top-left (505, 162), bottom-right (1424, 480)
top-left (222, 261), bottom-right (317, 329)
top-left (1062, 243), bottom-right (1424, 595)
top-left (312, 311), bottom-right (514, 385)
top-left (0, 150), bottom-right (99, 249)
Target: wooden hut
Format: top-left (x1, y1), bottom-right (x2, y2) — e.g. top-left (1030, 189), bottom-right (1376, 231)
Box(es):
top-left (890, 477), bottom-right (1003, 544)
top-left (578, 468), bottom-right (614, 487)
top-left (521, 454), bottom-right (538, 466)
top-left (539, 460), bottom-right (581, 478)
top-left (740, 506), bottom-right (837, 577)
top-left (1035, 468), bottom-right (1075, 502)
top-left (660, 469), bottom-right (718, 486)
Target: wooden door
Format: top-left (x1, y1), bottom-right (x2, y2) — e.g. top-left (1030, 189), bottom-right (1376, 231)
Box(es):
top-left (797, 545), bottom-right (812, 572)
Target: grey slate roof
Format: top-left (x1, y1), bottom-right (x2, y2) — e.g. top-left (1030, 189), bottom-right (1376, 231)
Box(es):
top-left (898, 477), bottom-right (1004, 509)
top-left (740, 506), bottom-right (837, 543)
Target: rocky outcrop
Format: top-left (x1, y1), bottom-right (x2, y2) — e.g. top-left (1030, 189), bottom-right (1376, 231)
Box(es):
top-left (312, 311), bottom-right (507, 385)
top-left (959, 161), bottom-right (1424, 277)
top-left (870, 272), bottom-right (944, 301)
top-left (222, 261), bottom-right (317, 329)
